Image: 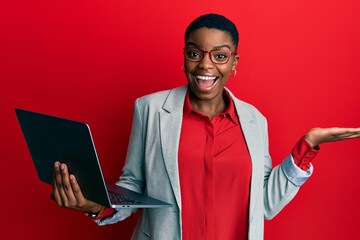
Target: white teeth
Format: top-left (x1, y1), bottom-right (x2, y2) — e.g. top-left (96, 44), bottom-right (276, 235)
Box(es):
top-left (196, 75), bottom-right (217, 81)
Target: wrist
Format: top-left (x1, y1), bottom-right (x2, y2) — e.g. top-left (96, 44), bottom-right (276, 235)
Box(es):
top-left (85, 205), bottom-right (105, 219)
top-left (304, 133), bottom-right (317, 148)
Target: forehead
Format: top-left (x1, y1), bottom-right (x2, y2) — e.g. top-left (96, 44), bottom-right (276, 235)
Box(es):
top-left (186, 27), bottom-right (235, 49)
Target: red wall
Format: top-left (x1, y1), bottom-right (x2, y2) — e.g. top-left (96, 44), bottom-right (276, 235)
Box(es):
top-left (1, 0), bottom-right (359, 239)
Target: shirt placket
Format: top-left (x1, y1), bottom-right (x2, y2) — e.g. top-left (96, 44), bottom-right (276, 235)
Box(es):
top-left (204, 118), bottom-right (216, 240)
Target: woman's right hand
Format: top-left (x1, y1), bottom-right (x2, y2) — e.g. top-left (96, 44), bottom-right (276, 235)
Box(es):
top-left (52, 161), bottom-right (104, 215)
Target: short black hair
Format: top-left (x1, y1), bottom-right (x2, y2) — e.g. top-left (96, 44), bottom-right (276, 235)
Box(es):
top-left (185, 13), bottom-right (239, 50)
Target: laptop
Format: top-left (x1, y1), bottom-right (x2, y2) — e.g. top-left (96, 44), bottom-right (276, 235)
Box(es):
top-left (15, 108), bottom-right (172, 209)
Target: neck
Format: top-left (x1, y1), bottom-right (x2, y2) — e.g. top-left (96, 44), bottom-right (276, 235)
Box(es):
top-left (189, 91), bottom-right (228, 120)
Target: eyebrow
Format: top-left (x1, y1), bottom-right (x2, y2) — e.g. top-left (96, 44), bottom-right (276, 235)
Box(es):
top-left (186, 41), bottom-right (231, 50)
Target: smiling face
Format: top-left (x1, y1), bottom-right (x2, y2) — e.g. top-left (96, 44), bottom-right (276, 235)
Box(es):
top-left (184, 27), bottom-right (239, 104)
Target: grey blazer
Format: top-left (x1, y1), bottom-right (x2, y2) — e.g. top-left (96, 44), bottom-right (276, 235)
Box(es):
top-left (98, 85), bottom-right (313, 240)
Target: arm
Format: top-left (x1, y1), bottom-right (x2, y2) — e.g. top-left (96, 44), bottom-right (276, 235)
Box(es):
top-left (263, 127), bottom-right (360, 219)
top-left (94, 99), bottom-right (147, 226)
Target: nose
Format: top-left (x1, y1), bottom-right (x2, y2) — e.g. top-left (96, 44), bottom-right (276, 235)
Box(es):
top-left (198, 51), bottom-right (214, 69)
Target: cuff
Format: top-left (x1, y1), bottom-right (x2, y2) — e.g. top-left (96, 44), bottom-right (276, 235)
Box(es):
top-left (281, 155), bottom-right (313, 187)
top-left (95, 208), bottom-right (133, 226)
top-left (292, 136), bottom-right (320, 171)
top-left (90, 207), bottom-right (115, 221)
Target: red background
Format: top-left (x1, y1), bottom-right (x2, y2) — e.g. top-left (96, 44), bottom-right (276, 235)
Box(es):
top-left (1, 0), bottom-right (359, 239)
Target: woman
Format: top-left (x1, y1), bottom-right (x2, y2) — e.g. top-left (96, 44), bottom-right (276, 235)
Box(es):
top-left (52, 13), bottom-right (360, 240)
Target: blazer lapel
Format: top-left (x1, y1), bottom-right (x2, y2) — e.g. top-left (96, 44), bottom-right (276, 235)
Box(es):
top-left (229, 90), bottom-right (263, 223)
top-left (159, 86), bottom-right (187, 210)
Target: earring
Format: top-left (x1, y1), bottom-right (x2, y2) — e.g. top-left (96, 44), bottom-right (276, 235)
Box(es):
top-left (229, 69), bottom-right (237, 77)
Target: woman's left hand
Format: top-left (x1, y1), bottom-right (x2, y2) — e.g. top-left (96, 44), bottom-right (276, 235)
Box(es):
top-left (305, 127), bottom-right (360, 148)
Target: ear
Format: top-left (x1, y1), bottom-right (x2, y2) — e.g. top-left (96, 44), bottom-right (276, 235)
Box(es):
top-left (232, 54), bottom-right (240, 71)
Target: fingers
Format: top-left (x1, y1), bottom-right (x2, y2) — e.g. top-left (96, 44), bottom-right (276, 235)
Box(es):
top-left (52, 161), bottom-right (63, 206)
top-left (69, 174), bottom-right (103, 213)
top-left (69, 173), bottom-right (88, 208)
top-left (52, 162), bottom-right (79, 209)
top-left (60, 163), bottom-right (79, 207)
top-left (345, 127), bottom-right (360, 138)
top-left (330, 127), bottom-right (360, 140)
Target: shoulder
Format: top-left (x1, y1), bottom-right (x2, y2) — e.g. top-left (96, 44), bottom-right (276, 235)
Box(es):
top-left (134, 85), bottom-right (187, 111)
top-left (226, 88), bottom-right (266, 121)
top-left (235, 98), bottom-right (265, 119)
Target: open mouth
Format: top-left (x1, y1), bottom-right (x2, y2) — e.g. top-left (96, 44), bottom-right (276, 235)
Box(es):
top-left (195, 75), bottom-right (219, 90)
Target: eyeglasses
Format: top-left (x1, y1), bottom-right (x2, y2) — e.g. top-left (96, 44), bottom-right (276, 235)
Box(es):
top-left (183, 47), bottom-right (237, 64)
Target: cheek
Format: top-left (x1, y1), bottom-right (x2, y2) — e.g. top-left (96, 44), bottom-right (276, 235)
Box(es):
top-left (184, 68), bottom-right (194, 83)
top-left (218, 66), bottom-right (232, 77)
top-left (184, 63), bottom-right (198, 79)
top-left (184, 61), bottom-right (196, 71)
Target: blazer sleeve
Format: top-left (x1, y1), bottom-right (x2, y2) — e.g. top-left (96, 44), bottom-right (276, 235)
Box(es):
top-left (261, 117), bottom-right (313, 220)
top-left (95, 99), bottom-right (146, 225)
top-left (117, 98), bottom-right (146, 193)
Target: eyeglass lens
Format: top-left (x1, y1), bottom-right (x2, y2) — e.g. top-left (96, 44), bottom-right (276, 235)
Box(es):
top-left (184, 48), bottom-right (232, 64)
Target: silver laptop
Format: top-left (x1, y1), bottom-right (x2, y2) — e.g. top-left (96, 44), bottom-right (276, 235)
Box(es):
top-left (15, 108), bottom-right (172, 209)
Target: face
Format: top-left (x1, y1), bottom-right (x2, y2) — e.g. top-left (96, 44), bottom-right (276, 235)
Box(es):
top-left (184, 27), bottom-right (239, 103)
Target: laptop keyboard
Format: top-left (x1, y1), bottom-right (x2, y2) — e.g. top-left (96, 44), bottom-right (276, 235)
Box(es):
top-left (108, 191), bottom-right (142, 205)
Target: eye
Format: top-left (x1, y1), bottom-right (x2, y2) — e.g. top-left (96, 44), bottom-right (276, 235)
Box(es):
top-left (213, 51), bottom-right (229, 61)
top-left (185, 49), bottom-right (202, 59)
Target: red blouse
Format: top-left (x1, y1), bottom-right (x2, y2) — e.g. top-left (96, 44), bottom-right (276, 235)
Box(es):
top-left (178, 91), bottom-right (318, 240)
top-left (178, 91), bottom-right (252, 240)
